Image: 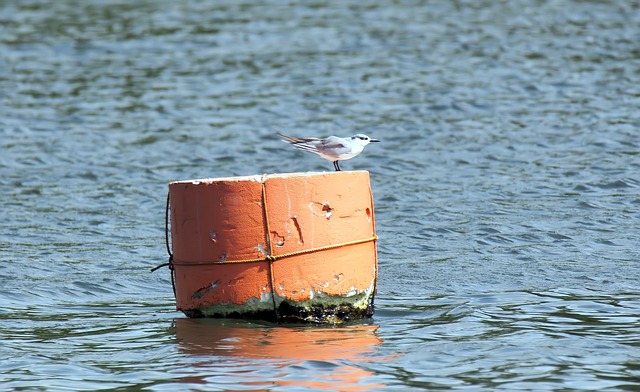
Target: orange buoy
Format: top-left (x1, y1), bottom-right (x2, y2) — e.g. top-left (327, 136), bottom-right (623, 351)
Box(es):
top-left (167, 171), bottom-right (378, 323)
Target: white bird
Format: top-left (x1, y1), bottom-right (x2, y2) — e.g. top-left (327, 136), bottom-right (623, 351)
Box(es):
top-left (277, 133), bottom-right (380, 171)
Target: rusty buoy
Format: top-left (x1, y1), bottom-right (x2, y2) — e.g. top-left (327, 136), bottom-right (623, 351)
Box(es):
top-left (165, 171), bottom-right (378, 323)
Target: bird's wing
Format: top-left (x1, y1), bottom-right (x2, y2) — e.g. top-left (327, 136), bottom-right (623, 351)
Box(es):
top-left (320, 136), bottom-right (347, 150)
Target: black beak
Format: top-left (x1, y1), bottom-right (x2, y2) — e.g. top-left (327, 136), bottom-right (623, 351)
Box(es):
top-left (370, 139), bottom-right (380, 143)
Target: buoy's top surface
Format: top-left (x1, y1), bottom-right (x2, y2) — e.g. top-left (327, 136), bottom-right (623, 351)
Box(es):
top-left (170, 170), bottom-right (370, 185)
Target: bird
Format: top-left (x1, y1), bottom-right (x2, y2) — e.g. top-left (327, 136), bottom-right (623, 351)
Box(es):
top-left (277, 133), bottom-right (380, 171)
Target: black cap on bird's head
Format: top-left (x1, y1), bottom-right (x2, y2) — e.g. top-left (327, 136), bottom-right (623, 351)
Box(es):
top-left (351, 134), bottom-right (380, 143)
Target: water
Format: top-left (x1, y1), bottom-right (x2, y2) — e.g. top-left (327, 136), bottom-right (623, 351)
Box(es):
top-left (1, 0), bottom-right (639, 389)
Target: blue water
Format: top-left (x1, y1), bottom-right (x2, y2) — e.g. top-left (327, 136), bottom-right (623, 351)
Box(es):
top-left (1, 0), bottom-right (639, 390)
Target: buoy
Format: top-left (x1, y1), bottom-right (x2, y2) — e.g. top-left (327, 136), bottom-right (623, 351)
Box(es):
top-left (166, 171), bottom-right (378, 323)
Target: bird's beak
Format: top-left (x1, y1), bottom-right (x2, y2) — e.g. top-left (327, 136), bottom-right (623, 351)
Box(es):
top-left (370, 138), bottom-right (380, 143)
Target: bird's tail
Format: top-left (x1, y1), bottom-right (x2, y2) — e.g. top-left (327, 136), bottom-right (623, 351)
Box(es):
top-left (276, 133), bottom-right (302, 143)
top-left (277, 133), bottom-right (309, 144)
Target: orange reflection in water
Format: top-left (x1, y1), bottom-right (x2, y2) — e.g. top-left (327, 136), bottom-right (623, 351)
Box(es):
top-left (174, 318), bottom-right (393, 390)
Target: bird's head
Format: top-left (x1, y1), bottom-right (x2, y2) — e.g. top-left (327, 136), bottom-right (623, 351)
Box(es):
top-left (351, 134), bottom-right (380, 146)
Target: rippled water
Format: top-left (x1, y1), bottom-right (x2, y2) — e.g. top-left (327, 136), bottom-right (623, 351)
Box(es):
top-left (1, 0), bottom-right (639, 390)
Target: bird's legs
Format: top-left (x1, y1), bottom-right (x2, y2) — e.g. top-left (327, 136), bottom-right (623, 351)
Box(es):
top-left (333, 161), bottom-right (341, 171)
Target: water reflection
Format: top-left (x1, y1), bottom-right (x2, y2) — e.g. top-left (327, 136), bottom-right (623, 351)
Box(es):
top-left (174, 318), bottom-right (389, 390)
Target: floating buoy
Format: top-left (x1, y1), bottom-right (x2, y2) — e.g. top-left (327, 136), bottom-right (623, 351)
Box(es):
top-left (165, 171), bottom-right (378, 323)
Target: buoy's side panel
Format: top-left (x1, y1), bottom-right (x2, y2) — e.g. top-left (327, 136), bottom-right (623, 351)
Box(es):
top-left (264, 171), bottom-right (376, 255)
top-left (173, 262), bottom-right (272, 315)
top-left (169, 180), bottom-right (266, 262)
top-left (272, 241), bottom-right (377, 301)
top-left (169, 179), bottom-right (271, 313)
